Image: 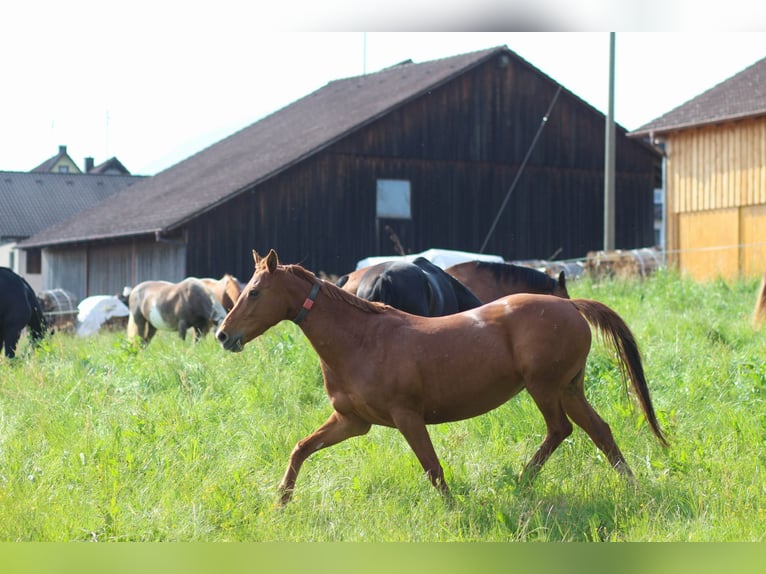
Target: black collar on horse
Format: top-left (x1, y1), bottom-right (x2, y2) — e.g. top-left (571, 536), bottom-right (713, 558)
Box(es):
top-left (0, 267), bottom-right (47, 358)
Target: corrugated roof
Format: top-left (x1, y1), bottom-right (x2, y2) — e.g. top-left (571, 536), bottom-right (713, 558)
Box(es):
top-left (0, 172), bottom-right (143, 240)
top-left (20, 47), bottom-right (515, 248)
top-left (630, 55), bottom-right (766, 137)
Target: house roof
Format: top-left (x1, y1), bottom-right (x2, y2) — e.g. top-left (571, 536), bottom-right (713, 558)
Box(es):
top-left (630, 55), bottom-right (766, 137)
top-left (89, 157), bottom-right (131, 175)
top-left (0, 172), bottom-right (143, 241)
top-left (31, 145), bottom-right (82, 173)
top-left (20, 45), bottom-right (606, 249)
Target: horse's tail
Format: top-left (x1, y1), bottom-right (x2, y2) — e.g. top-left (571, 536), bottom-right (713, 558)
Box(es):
top-left (571, 298), bottom-right (669, 447)
top-left (21, 278), bottom-right (47, 344)
top-left (753, 269), bottom-right (766, 329)
top-left (27, 294), bottom-right (47, 343)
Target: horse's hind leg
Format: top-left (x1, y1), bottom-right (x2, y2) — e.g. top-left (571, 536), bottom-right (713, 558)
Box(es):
top-left (2, 329), bottom-right (21, 359)
top-left (520, 384), bottom-right (573, 483)
top-left (562, 369), bottom-right (634, 478)
top-left (128, 313), bottom-right (154, 345)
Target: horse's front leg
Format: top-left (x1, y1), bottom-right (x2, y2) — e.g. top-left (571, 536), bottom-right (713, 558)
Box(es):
top-left (278, 410), bottom-right (370, 504)
top-left (177, 320), bottom-right (189, 340)
top-left (391, 408), bottom-right (449, 495)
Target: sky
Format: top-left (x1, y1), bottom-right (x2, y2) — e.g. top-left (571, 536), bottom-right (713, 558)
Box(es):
top-left (2, 2), bottom-right (765, 176)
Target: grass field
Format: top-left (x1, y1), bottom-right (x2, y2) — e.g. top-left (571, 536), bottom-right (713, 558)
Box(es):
top-left (1, 270), bottom-right (764, 541)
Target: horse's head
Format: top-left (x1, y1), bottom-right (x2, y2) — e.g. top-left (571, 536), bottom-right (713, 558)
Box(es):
top-left (216, 249), bottom-right (299, 352)
top-left (221, 274), bottom-right (243, 311)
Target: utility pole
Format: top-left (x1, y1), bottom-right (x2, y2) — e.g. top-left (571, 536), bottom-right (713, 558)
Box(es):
top-left (604, 32), bottom-right (616, 251)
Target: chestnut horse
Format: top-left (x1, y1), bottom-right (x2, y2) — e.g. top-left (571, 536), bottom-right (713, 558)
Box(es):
top-left (0, 267), bottom-right (47, 358)
top-left (445, 260), bottom-right (570, 303)
top-left (217, 250), bottom-right (667, 504)
top-left (198, 274), bottom-right (243, 311)
top-left (753, 268), bottom-right (766, 329)
top-left (127, 278), bottom-right (227, 345)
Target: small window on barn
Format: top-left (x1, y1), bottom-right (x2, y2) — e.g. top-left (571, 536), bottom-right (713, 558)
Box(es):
top-left (26, 248), bottom-right (42, 274)
top-left (58, 165), bottom-right (69, 173)
top-left (376, 179), bottom-right (411, 219)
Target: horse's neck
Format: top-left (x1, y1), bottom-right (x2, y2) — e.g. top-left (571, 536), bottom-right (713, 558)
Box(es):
top-left (296, 284), bottom-right (381, 356)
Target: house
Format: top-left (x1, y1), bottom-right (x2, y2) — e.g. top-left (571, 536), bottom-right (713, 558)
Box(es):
top-left (21, 46), bottom-right (660, 299)
top-left (32, 145), bottom-right (132, 176)
top-left (630, 56), bottom-right (766, 281)
top-left (31, 145), bottom-right (83, 175)
top-left (1, 146), bottom-right (142, 290)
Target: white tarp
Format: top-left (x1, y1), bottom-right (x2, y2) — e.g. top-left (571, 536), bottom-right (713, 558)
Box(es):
top-left (355, 248), bottom-right (504, 271)
top-left (76, 295), bottom-right (130, 337)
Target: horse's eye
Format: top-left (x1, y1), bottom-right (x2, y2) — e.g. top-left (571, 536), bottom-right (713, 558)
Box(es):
top-left (248, 289), bottom-right (260, 299)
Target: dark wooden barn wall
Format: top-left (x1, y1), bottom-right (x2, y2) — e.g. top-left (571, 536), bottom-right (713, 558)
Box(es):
top-left (43, 239), bottom-right (185, 299)
top-left (185, 54), bottom-right (657, 279)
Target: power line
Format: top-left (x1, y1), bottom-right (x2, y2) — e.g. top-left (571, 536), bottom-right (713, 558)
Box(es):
top-left (480, 85), bottom-right (562, 253)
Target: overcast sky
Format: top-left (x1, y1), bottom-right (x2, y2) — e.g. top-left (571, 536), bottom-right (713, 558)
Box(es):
top-left (2, 3), bottom-right (764, 175)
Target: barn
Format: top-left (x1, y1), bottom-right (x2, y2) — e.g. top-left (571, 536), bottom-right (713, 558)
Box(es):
top-left (21, 45), bottom-right (660, 299)
top-left (630, 56), bottom-right (766, 281)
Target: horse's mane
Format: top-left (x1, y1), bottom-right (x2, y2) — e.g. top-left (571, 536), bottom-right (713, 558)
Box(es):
top-left (474, 261), bottom-right (556, 291)
top-left (285, 265), bottom-right (386, 315)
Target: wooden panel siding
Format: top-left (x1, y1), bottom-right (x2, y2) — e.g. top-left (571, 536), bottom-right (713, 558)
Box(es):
top-left (741, 204), bottom-right (766, 277)
top-left (678, 208), bottom-right (739, 280)
top-left (665, 116), bottom-right (766, 279)
top-left (670, 119), bottom-right (766, 213)
top-left (43, 249), bottom-right (86, 297)
top-left (40, 239), bottom-right (185, 299)
top-left (87, 243), bottom-right (134, 296)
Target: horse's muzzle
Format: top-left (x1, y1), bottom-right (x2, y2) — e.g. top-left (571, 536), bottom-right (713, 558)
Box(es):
top-left (216, 329), bottom-right (244, 352)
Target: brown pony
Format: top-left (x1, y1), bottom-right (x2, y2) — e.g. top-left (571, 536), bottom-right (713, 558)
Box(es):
top-left (127, 278), bottom-right (227, 345)
top-left (217, 250), bottom-right (667, 504)
top-left (753, 268), bottom-right (766, 329)
top-left (198, 274), bottom-right (243, 311)
top-left (445, 260), bottom-right (570, 302)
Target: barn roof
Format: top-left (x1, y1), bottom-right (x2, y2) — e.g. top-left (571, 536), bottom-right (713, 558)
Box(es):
top-left (20, 45), bottom-right (607, 249)
top-left (630, 55), bottom-right (766, 137)
top-left (0, 172), bottom-right (143, 241)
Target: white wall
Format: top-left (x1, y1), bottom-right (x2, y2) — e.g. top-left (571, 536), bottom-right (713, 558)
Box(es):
top-left (0, 243), bottom-right (43, 291)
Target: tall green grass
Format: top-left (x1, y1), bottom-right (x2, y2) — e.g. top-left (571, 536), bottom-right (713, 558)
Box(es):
top-left (1, 270), bottom-right (764, 541)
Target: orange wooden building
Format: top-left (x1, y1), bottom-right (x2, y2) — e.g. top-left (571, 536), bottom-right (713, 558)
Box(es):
top-left (630, 56), bottom-right (766, 281)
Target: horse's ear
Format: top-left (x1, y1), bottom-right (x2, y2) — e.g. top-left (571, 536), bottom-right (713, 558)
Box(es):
top-left (557, 271), bottom-right (566, 288)
top-left (265, 249), bottom-right (279, 273)
top-left (253, 250), bottom-right (261, 267)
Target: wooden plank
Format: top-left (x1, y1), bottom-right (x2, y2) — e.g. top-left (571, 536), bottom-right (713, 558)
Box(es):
top-left (678, 208), bottom-right (739, 280)
top-left (754, 118), bottom-right (766, 204)
top-left (740, 204), bottom-right (766, 278)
